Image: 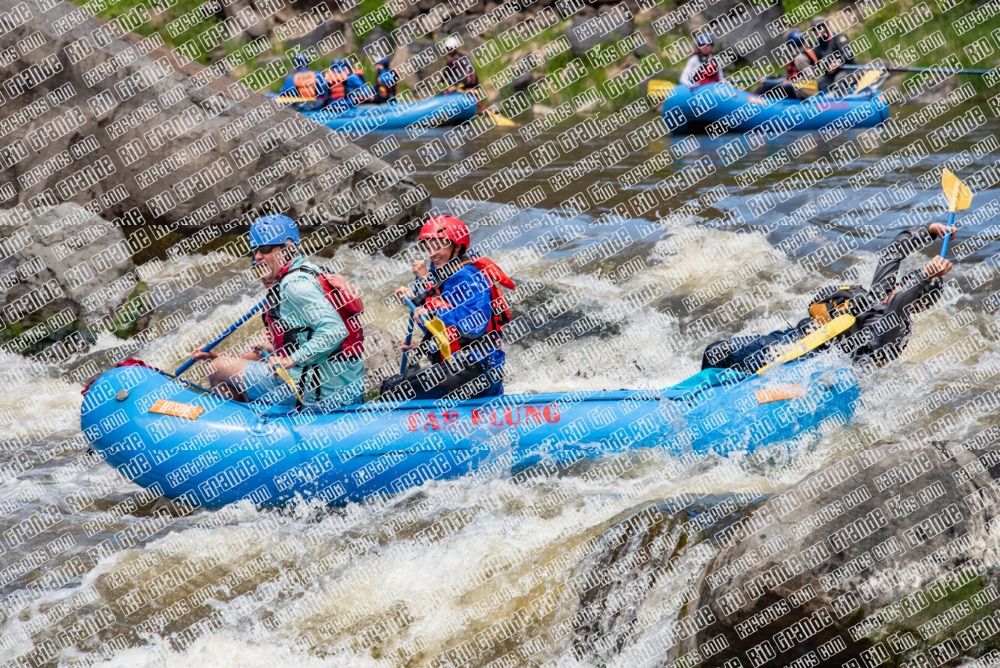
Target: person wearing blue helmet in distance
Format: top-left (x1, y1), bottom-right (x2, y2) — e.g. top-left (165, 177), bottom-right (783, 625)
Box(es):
top-left (373, 56), bottom-right (399, 103)
top-left (679, 34), bottom-right (725, 87)
top-left (756, 30), bottom-right (820, 100)
top-left (189, 215), bottom-right (366, 408)
top-left (323, 58), bottom-right (372, 112)
top-left (279, 53), bottom-right (328, 111)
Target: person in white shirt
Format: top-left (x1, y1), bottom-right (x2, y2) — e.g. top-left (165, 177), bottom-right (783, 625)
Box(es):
top-left (679, 34), bottom-right (726, 87)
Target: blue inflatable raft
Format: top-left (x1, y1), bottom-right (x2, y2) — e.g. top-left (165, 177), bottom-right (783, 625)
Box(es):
top-left (661, 83), bottom-right (889, 135)
top-left (298, 94), bottom-right (478, 134)
top-left (80, 359), bottom-right (859, 508)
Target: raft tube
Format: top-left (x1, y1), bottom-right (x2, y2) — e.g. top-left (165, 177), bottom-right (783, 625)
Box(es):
top-left (661, 83), bottom-right (889, 135)
top-left (299, 94), bottom-right (477, 133)
top-left (80, 359), bottom-right (859, 508)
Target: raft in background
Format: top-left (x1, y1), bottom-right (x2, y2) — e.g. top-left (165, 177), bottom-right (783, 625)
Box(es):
top-left (80, 358), bottom-right (860, 508)
top-left (661, 83), bottom-right (889, 136)
top-left (298, 94), bottom-right (478, 133)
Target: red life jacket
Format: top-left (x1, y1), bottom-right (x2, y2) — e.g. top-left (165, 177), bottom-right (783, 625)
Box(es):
top-left (262, 262), bottom-right (364, 360)
top-left (324, 69), bottom-right (348, 100)
top-left (293, 71), bottom-right (321, 99)
top-left (787, 49), bottom-right (819, 80)
top-left (424, 257), bottom-right (515, 357)
top-left (693, 55), bottom-right (721, 84)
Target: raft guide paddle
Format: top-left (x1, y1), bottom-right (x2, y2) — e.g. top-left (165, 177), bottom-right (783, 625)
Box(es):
top-left (941, 169), bottom-right (973, 257)
top-left (756, 313), bottom-right (856, 376)
top-left (260, 348), bottom-right (303, 404)
top-left (399, 278), bottom-right (421, 375)
top-left (174, 299), bottom-right (267, 376)
top-left (400, 294), bottom-right (453, 361)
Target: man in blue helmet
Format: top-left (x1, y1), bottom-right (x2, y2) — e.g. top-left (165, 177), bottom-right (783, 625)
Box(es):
top-left (323, 58), bottom-right (372, 112)
top-left (279, 53), bottom-right (328, 111)
top-left (679, 34), bottom-right (726, 87)
top-left (756, 30), bottom-right (819, 100)
top-left (189, 215), bottom-right (366, 408)
top-left (373, 56), bottom-right (399, 103)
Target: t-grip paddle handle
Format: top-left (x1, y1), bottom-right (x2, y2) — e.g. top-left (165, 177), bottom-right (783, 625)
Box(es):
top-left (940, 212), bottom-right (955, 258)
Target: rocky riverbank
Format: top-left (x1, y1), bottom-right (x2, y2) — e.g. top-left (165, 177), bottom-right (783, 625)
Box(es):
top-left (569, 440), bottom-right (1000, 667)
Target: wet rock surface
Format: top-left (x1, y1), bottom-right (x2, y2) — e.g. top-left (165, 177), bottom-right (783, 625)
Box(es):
top-left (0, 204), bottom-right (139, 349)
top-left (681, 441), bottom-right (1000, 667)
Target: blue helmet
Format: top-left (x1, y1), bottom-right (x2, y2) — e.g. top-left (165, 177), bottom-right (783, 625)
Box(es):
top-left (330, 58), bottom-right (351, 72)
top-left (250, 215), bottom-right (299, 248)
top-left (787, 30), bottom-right (806, 47)
top-left (376, 56), bottom-right (391, 70)
top-left (293, 53), bottom-right (310, 69)
top-left (695, 33), bottom-right (714, 47)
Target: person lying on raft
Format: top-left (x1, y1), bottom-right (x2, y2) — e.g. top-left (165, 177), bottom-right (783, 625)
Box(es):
top-left (190, 215), bottom-right (366, 408)
top-left (381, 215), bottom-right (515, 401)
top-left (701, 222), bottom-right (956, 374)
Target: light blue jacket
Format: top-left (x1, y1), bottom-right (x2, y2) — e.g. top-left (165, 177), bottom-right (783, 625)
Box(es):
top-left (275, 257), bottom-right (365, 406)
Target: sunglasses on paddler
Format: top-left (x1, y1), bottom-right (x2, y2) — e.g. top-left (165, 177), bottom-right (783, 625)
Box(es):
top-left (250, 244), bottom-right (280, 256)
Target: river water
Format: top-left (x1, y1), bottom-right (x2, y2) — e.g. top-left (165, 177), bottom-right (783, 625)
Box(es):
top-left (2, 100), bottom-right (999, 667)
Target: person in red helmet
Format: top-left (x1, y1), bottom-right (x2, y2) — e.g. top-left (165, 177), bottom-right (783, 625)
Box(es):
top-left (381, 215), bottom-right (515, 401)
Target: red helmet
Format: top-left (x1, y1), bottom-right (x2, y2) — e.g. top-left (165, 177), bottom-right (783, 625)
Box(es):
top-left (419, 215), bottom-right (470, 251)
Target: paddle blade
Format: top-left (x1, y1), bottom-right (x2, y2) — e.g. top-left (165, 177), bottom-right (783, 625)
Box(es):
top-left (648, 79), bottom-right (675, 102)
top-left (275, 366), bottom-right (303, 402)
top-left (486, 107), bottom-right (519, 127)
top-left (792, 78), bottom-right (819, 96)
top-left (942, 169), bottom-right (973, 212)
top-left (274, 96), bottom-right (316, 103)
top-left (424, 317), bottom-right (453, 361)
top-left (757, 314), bottom-right (856, 375)
top-left (854, 69), bottom-right (882, 94)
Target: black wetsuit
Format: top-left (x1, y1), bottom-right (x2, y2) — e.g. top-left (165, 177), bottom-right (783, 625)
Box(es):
top-left (702, 225), bottom-right (942, 373)
top-left (814, 32), bottom-right (855, 90)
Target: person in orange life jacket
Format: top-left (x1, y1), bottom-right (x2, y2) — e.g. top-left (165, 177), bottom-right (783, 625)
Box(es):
top-left (373, 56), bottom-right (399, 103)
top-left (755, 31), bottom-right (819, 100)
top-left (381, 216), bottom-right (514, 401)
top-left (189, 215), bottom-right (366, 407)
top-left (701, 223), bottom-right (956, 375)
top-left (280, 53), bottom-right (328, 112)
top-left (442, 36), bottom-right (479, 92)
top-left (679, 34), bottom-right (725, 87)
top-left (811, 16), bottom-right (855, 91)
top-left (324, 59), bottom-right (372, 112)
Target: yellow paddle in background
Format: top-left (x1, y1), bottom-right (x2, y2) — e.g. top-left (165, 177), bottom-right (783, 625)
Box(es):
top-left (940, 168), bottom-right (973, 257)
top-left (853, 69), bottom-right (883, 94)
top-left (273, 96), bottom-right (317, 103)
top-left (260, 349), bottom-right (304, 403)
top-left (756, 313), bottom-right (857, 375)
top-left (648, 79), bottom-right (676, 102)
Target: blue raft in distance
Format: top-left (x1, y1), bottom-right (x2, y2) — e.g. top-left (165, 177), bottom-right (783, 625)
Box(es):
top-left (661, 82), bottom-right (889, 135)
top-left (298, 94), bottom-right (478, 133)
top-left (79, 359), bottom-right (859, 509)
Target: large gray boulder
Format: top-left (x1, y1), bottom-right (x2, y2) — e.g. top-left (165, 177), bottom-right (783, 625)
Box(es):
top-left (0, 203), bottom-right (140, 353)
top-left (0, 0), bottom-right (428, 234)
top-left (680, 441), bottom-right (1000, 667)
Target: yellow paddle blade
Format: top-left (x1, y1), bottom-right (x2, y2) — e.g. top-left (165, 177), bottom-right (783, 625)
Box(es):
top-left (273, 96), bottom-right (317, 103)
top-left (792, 78), bottom-right (819, 96)
top-left (648, 79), bottom-right (675, 101)
top-left (424, 316), bottom-right (453, 361)
top-left (274, 365), bottom-right (303, 402)
top-left (854, 69), bottom-right (882, 94)
top-left (757, 313), bottom-right (856, 375)
top-left (942, 169), bottom-right (973, 212)
top-left (486, 107), bottom-right (519, 127)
